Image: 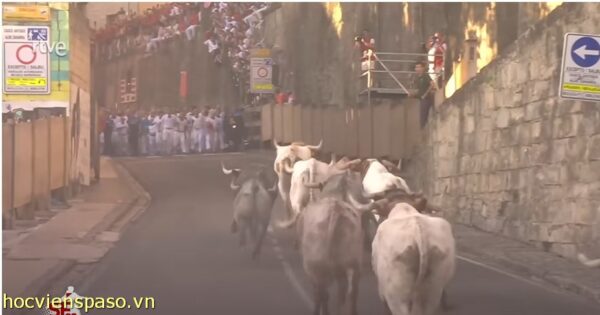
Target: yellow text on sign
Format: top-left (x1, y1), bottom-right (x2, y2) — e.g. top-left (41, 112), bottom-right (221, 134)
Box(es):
top-left (562, 83), bottom-right (600, 94)
top-left (253, 84), bottom-right (273, 91)
top-left (7, 78), bottom-right (47, 86)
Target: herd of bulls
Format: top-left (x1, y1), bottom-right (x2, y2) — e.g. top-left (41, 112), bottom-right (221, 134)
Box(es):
top-left (221, 139), bottom-right (456, 315)
top-left (219, 140), bottom-right (600, 315)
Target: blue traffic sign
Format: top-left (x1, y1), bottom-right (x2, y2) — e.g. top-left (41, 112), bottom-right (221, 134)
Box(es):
top-left (27, 28), bottom-right (48, 41)
top-left (570, 36), bottom-right (600, 68)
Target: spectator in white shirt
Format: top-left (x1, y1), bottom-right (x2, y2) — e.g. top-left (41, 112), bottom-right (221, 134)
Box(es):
top-left (161, 112), bottom-right (177, 155)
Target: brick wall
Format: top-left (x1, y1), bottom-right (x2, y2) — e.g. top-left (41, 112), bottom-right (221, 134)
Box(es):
top-left (406, 3), bottom-right (600, 260)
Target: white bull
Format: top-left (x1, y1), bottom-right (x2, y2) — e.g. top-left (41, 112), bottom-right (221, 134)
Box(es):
top-left (372, 202), bottom-right (455, 315)
top-left (279, 156), bottom-right (361, 229)
top-left (299, 172), bottom-right (383, 315)
top-left (362, 159), bottom-right (412, 197)
top-left (222, 163), bottom-right (278, 259)
top-left (273, 140), bottom-right (322, 218)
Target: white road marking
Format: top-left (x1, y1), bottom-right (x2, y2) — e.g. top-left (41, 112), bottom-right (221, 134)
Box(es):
top-left (268, 229), bottom-right (313, 310)
top-left (457, 255), bottom-right (575, 296)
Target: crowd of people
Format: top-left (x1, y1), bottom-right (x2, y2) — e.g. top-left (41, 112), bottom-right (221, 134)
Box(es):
top-left (94, 2), bottom-right (273, 107)
top-left (99, 106), bottom-right (246, 157)
top-left (203, 2), bottom-right (270, 89)
top-left (94, 3), bottom-right (204, 60)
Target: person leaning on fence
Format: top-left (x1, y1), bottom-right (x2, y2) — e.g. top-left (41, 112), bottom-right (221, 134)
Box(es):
top-left (354, 33), bottom-right (375, 71)
top-left (409, 61), bottom-right (436, 128)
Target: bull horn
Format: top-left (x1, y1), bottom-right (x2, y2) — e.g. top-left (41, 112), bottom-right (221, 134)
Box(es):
top-left (329, 153), bottom-right (337, 166)
top-left (338, 158), bottom-right (362, 170)
top-left (230, 179), bottom-right (241, 191)
top-left (307, 139), bottom-right (323, 151)
top-left (362, 190), bottom-right (385, 200)
top-left (222, 162), bottom-right (233, 175)
top-left (397, 159), bottom-right (402, 170)
top-left (282, 158), bottom-right (294, 173)
top-left (268, 182), bottom-right (278, 193)
top-left (222, 162), bottom-right (240, 175)
top-left (347, 193), bottom-right (377, 213)
top-left (380, 159), bottom-right (396, 170)
top-left (273, 139), bottom-right (282, 148)
top-left (277, 211), bottom-right (300, 229)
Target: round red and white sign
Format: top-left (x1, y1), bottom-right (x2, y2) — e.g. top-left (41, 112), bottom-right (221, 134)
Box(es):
top-left (16, 44), bottom-right (36, 65)
top-left (257, 67), bottom-right (269, 78)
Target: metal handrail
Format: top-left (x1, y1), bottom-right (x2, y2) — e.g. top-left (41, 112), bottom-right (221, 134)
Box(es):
top-left (361, 70), bottom-right (440, 76)
top-left (370, 52), bottom-right (408, 94)
top-left (374, 52), bottom-right (444, 57)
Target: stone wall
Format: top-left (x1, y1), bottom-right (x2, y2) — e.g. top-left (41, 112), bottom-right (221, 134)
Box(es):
top-left (261, 2), bottom-right (559, 107)
top-left (405, 3), bottom-right (600, 260)
top-left (95, 26), bottom-right (240, 110)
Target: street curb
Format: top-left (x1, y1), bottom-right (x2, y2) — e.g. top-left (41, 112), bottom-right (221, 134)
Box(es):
top-left (16, 158), bottom-right (152, 304)
top-left (457, 238), bottom-right (600, 304)
top-left (80, 158), bottom-right (151, 241)
top-left (14, 260), bottom-right (76, 315)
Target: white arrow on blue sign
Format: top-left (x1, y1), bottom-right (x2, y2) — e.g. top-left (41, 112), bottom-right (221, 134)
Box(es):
top-left (571, 36), bottom-right (600, 68)
top-left (559, 33), bottom-right (600, 102)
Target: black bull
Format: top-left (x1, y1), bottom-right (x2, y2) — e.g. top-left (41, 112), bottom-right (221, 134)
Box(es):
top-left (222, 163), bottom-right (278, 259)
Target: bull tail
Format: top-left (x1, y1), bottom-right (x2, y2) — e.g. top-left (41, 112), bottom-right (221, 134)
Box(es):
top-left (414, 217), bottom-right (429, 291)
top-left (326, 202), bottom-right (343, 259)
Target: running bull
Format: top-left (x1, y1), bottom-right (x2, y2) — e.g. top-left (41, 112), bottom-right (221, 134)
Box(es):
top-left (222, 163), bottom-right (278, 259)
top-left (295, 171), bottom-right (384, 315)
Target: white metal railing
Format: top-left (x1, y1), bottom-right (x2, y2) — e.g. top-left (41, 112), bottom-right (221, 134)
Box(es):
top-left (359, 50), bottom-right (445, 97)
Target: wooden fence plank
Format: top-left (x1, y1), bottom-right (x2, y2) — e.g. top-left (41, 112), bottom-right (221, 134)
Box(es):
top-left (13, 122), bottom-right (33, 208)
top-left (33, 119), bottom-right (50, 210)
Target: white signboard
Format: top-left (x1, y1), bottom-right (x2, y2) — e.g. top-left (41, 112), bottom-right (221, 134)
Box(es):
top-left (3, 25), bottom-right (51, 94)
top-left (250, 49), bottom-right (274, 94)
top-left (559, 33), bottom-right (600, 102)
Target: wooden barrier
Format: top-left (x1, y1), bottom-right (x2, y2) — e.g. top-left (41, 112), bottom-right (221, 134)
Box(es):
top-left (272, 105), bottom-right (283, 142)
top-left (282, 104), bottom-right (294, 143)
top-left (301, 107), bottom-right (312, 144)
top-left (373, 103), bottom-right (392, 158)
top-left (311, 107), bottom-right (324, 146)
top-left (333, 109), bottom-right (346, 154)
top-left (322, 108), bottom-right (336, 153)
top-left (33, 119), bottom-right (51, 210)
top-left (13, 122), bottom-right (34, 209)
top-left (50, 117), bottom-right (66, 190)
top-left (405, 100), bottom-right (422, 155)
top-left (292, 105), bottom-right (302, 142)
top-left (344, 108), bottom-right (359, 158)
top-left (261, 104), bottom-right (273, 141)
top-left (3, 116), bottom-right (72, 222)
top-left (357, 107), bottom-right (373, 158)
top-left (260, 100), bottom-right (421, 160)
top-left (391, 104), bottom-right (407, 159)
top-left (3, 125), bottom-right (14, 223)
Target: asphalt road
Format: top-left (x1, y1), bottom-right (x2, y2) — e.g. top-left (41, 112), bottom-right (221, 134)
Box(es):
top-left (77, 153), bottom-right (600, 315)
